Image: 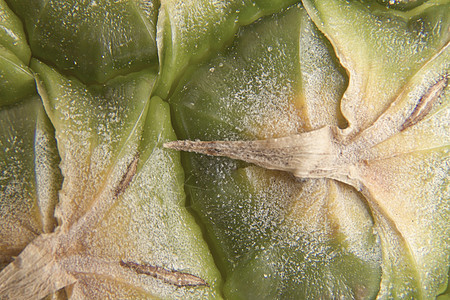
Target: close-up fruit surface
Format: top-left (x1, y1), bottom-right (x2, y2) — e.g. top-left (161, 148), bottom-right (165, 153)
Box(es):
top-left (0, 0), bottom-right (448, 299)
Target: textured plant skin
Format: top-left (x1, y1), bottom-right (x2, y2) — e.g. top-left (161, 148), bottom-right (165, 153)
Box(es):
top-left (0, 0), bottom-right (448, 299)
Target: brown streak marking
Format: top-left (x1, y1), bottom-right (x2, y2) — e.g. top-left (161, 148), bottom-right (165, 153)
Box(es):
top-left (401, 75), bottom-right (448, 131)
top-left (114, 153), bottom-right (139, 197)
top-left (120, 261), bottom-right (209, 287)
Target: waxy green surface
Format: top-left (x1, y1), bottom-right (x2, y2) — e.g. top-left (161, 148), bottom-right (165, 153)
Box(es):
top-left (0, 0), bottom-right (448, 298)
top-left (170, 5), bottom-right (383, 298)
top-left (170, 1), bottom-right (449, 298)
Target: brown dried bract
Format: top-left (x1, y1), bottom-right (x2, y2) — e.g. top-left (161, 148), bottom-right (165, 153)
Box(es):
top-left (164, 69), bottom-right (448, 191)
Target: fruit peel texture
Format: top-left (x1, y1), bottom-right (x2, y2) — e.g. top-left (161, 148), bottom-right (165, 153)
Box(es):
top-left (169, 5), bottom-right (385, 299)
top-left (0, 0), bottom-right (449, 298)
top-left (169, 0), bottom-right (449, 298)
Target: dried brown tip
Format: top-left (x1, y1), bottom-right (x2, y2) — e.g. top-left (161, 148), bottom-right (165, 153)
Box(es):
top-left (401, 74), bottom-right (448, 131)
top-left (115, 153), bottom-right (139, 197)
top-left (120, 260), bottom-right (209, 287)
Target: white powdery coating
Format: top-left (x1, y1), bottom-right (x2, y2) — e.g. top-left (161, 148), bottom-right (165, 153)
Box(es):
top-left (360, 149), bottom-right (450, 296)
top-left (175, 7), bottom-right (382, 296)
top-left (42, 0), bottom-right (153, 67)
top-left (52, 78), bottom-right (136, 226)
top-left (169, 0), bottom-right (227, 38)
top-left (188, 31), bottom-right (304, 140)
top-left (275, 179), bottom-right (380, 288)
top-left (0, 99), bottom-right (42, 255)
top-left (329, 3), bottom-right (441, 133)
top-left (326, 181), bottom-right (381, 264)
top-left (176, 5), bottom-right (348, 142)
top-left (298, 14), bottom-right (347, 129)
top-left (78, 146), bottom-right (218, 299)
top-left (157, 0), bottom-right (228, 70)
top-left (223, 67), bottom-right (300, 139)
top-left (34, 124), bottom-right (60, 234)
top-left (369, 101), bottom-right (449, 160)
top-left (366, 71), bottom-right (450, 160)
top-left (216, 168), bottom-right (380, 297)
